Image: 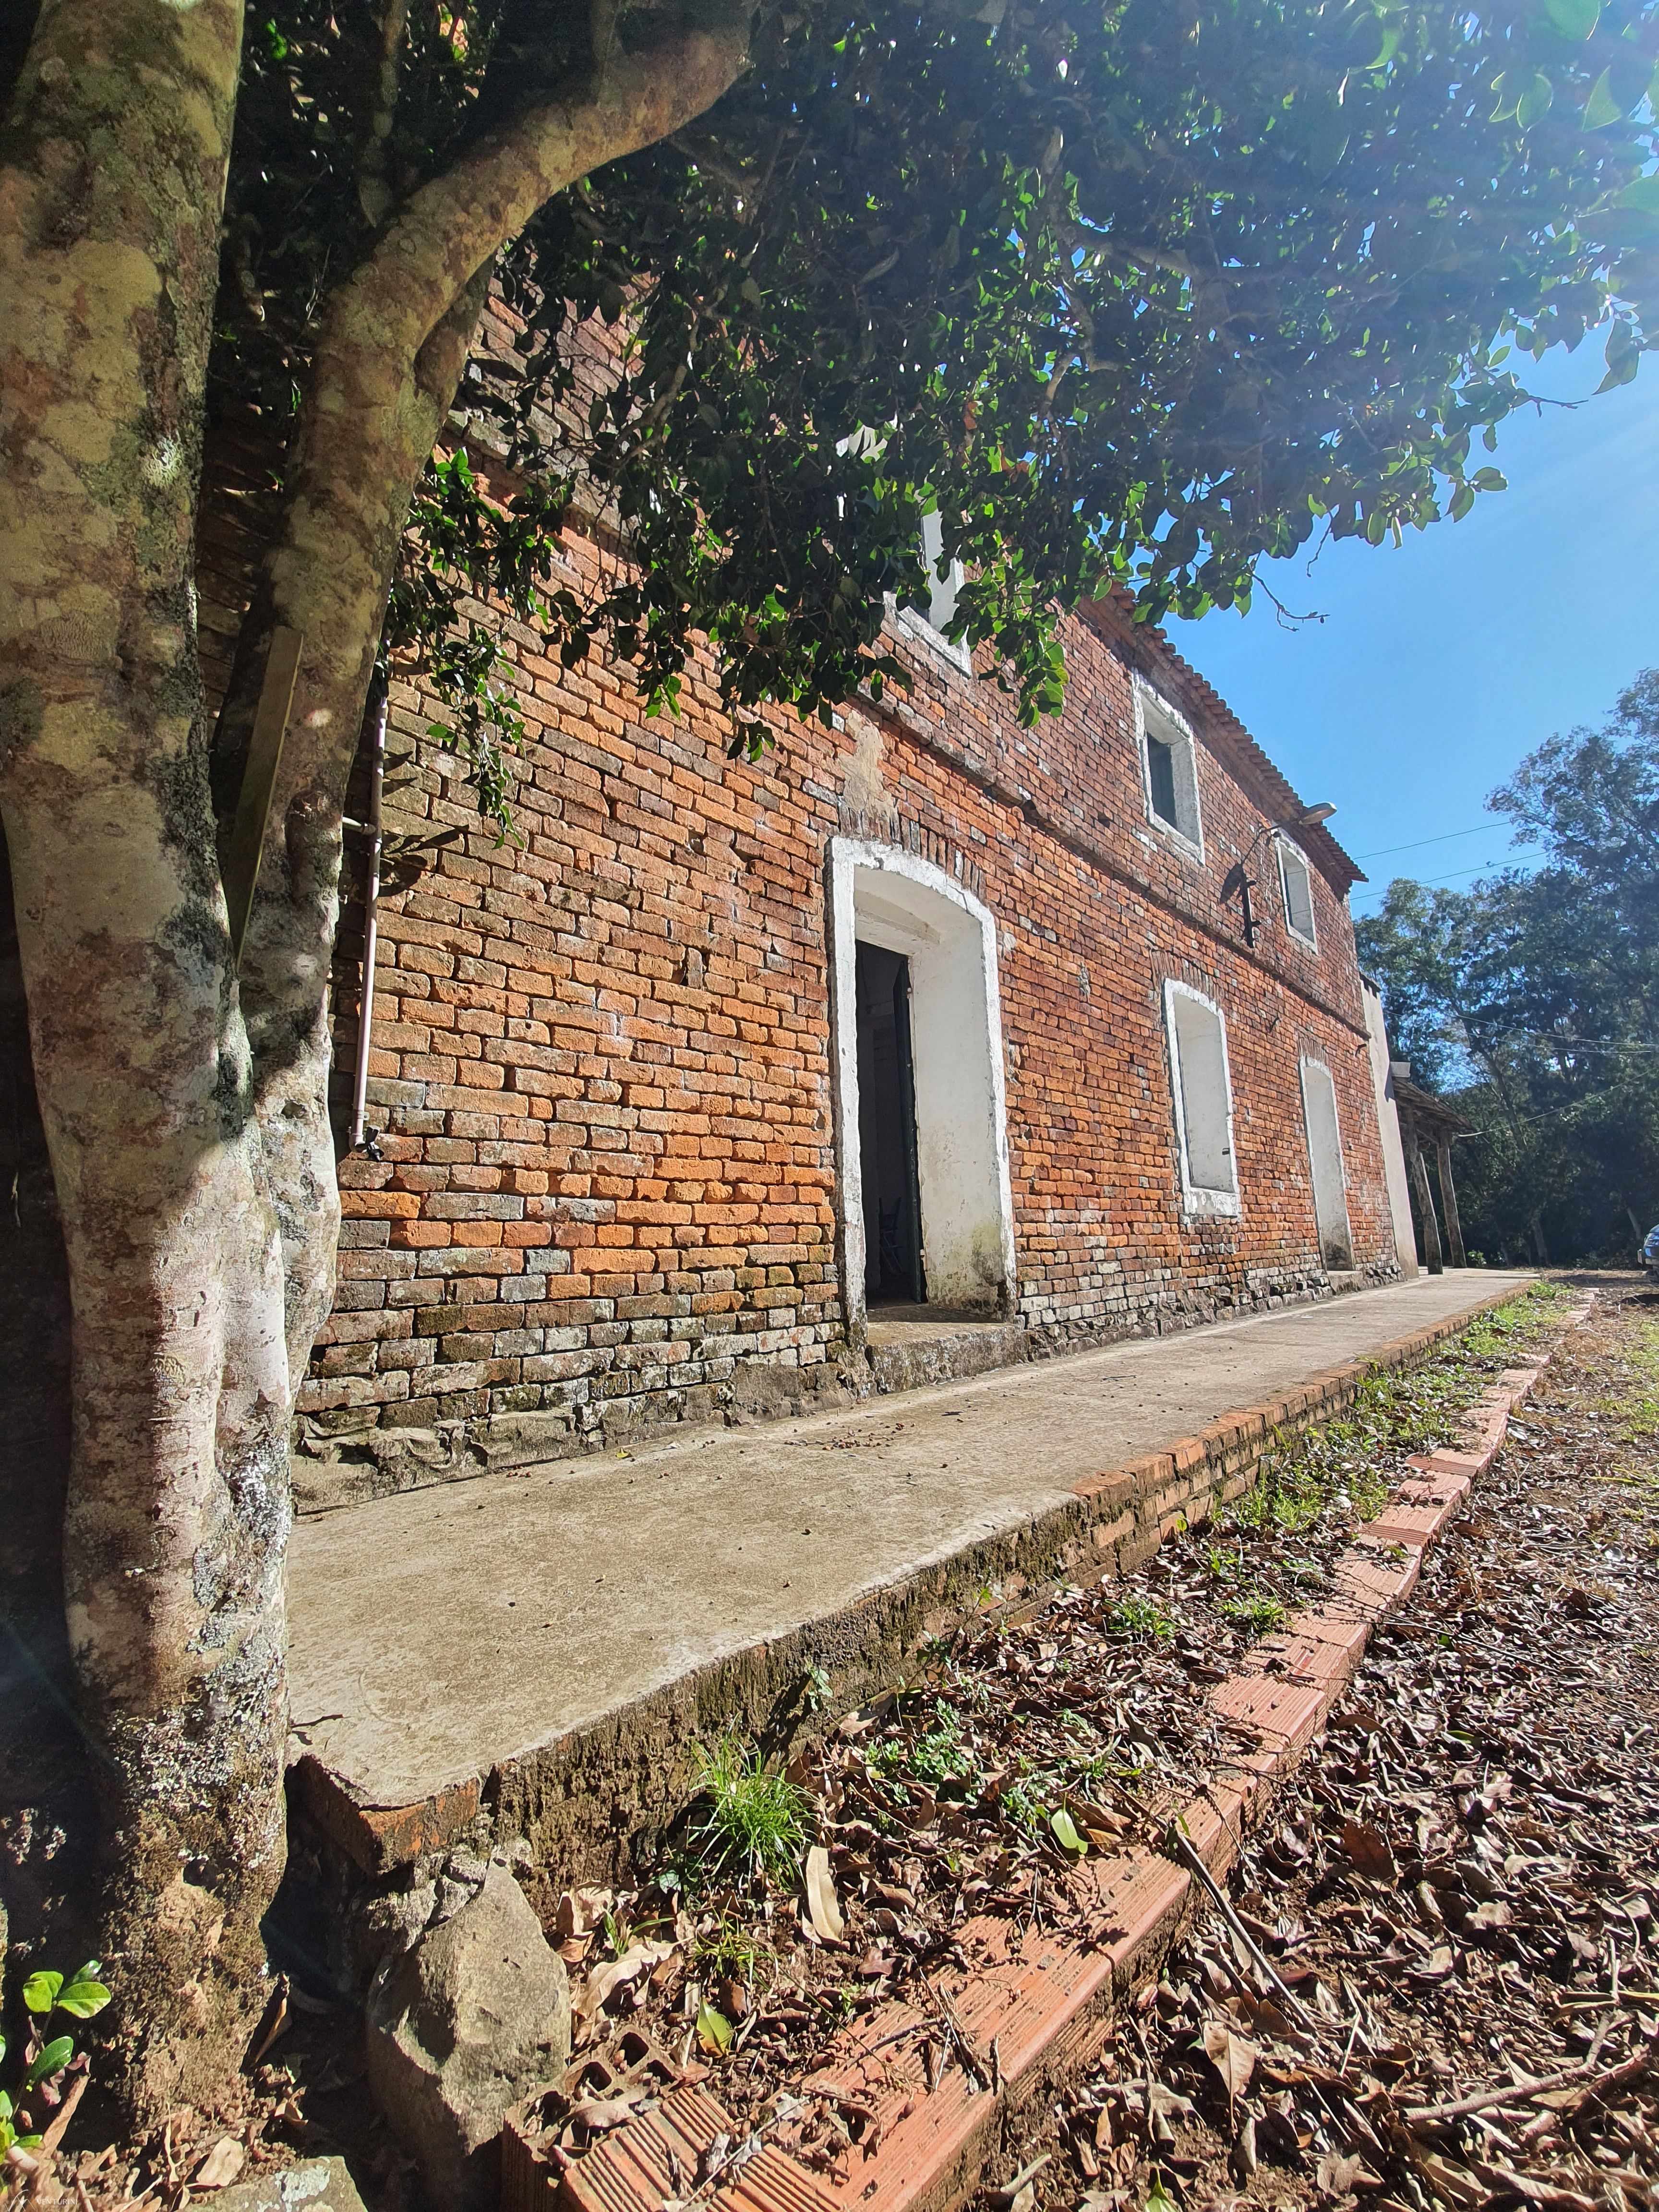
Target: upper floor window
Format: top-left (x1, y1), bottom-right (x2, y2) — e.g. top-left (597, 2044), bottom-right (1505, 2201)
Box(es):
top-left (896, 505), bottom-right (970, 672)
top-left (1164, 980), bottom-right (1240, 1218)
top-left (1136, 681), bottom-right (1203, 857)
top-left (1277, 837), bottom-right (1317, 947)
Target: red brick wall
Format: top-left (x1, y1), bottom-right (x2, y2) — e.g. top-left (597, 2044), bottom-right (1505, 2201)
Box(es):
top-left (299, 496), bottom-right (1396, 1470)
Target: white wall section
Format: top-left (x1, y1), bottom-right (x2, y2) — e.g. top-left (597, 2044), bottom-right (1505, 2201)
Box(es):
top-left (1164, 980), bottom-right (1241, 1219)
top-left (1361, 975), bottom-right (1419, 1279)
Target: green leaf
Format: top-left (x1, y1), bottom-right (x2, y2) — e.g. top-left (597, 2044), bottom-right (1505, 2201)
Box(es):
top-left (696, 2001), bottom-right (734, 2054)
top-left (56, 1978), bottom-right (111, 2020)
top-left (1594, 208), bottom-right (1659, 251)
top-left (22, 1972), bottom-right (62, 2014)
top-left (1516, 72), bottom-right (1554, 128)
top-left (1145, 2175), bottom-right (1181, 2212)
top-left (1582, 68), bottom-right (1623, 128)
top-left (1544, 0), bottom-right (1599, 36)
top-left (1050, 1807), bottom-right (1086, 1854)
top-left (27, 2036), bottom-right (74, 2089)
top-left (1619, 178), bottom-right (1659, 213)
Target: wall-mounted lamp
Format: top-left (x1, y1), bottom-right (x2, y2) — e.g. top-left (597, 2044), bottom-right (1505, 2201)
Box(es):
top-left (1222, 802), bottom-right (1337, 948)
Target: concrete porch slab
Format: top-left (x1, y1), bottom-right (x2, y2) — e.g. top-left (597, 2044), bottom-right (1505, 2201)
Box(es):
top-left (287, 1272), bottom-right (1529, 1875)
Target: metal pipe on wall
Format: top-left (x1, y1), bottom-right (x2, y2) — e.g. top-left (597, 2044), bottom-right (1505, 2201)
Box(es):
top-left (348, 688), bottom-right (388, 1153)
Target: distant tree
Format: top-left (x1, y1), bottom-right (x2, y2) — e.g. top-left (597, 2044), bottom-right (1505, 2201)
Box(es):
top-left (1358, 669), bottom-right (1659, 1261)
top-left (2, 0), bottom-right (1656, 2109)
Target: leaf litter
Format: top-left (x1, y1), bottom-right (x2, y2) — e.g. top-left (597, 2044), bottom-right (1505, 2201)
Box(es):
top-left (509, 1283), bottom-right (1659, 2212)
top-left (52, 1283), bottom-right (1659, 2212)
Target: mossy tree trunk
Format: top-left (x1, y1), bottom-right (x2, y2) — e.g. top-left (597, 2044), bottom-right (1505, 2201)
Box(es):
top-left (0, 0), bottom-right (281, 2118)
top-left (0, 0), bottom-right (750, 2119)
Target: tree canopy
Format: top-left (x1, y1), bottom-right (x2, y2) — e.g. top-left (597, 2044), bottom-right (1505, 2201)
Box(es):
top-left (218, 0), bottom-right (1659, 789)
top-left (1358, 669), bottom-right (1659, 1260)
top-left (3, 0), bottom-right (1657, 2114)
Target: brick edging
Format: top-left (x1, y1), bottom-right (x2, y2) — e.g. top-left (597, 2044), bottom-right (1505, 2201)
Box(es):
top-left (506, 1297), bottom-right (1594, 2212)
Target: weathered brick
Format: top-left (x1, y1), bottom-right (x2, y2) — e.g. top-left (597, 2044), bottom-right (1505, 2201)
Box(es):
top-left (298, 483), bottom-right (1401, 1451)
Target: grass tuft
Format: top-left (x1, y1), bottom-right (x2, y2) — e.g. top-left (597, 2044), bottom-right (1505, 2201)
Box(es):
top-left (1104, 1592), bottom-right (1176, 1641)
top-left (688, 1731), bottom-right (812, 1887)
top-left (1219, 1588), bottom-right (1289, 1636)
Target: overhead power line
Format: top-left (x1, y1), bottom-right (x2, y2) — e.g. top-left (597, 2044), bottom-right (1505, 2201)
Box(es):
top-left (1352, 822), bottom-right (1537, 862)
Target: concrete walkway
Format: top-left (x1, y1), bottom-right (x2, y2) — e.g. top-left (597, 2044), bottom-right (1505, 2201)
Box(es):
top-left (289, 1273), bottom-right (1528, 1833)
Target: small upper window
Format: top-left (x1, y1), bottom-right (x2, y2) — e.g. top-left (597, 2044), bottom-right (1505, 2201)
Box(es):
top-left (1164, 981), bottom-right (1240, 1217)
top-left (897, 505), bottom-right (970, 669)
top-left (1137, 683), bottom-right (1203, 855)
top-left (1277, 838), bottom-right (1317, 946)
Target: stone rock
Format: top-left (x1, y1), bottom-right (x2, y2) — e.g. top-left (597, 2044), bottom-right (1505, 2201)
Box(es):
top-left (365, 1860), bottom-right (570, 2211)
top-left (208, 2157), bottom-right (365, 2212)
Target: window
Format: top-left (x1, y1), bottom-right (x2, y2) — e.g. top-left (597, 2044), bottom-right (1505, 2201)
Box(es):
top-left (1300, 1057), bottom-right (1354, 1269)
top-left (1165, 981), bottom-right (1240, 1217)
top-left (1137, 682), bottom-right (1203, 854)
top-left (897, 505), bottom-right (970, 670)
top-left (1277, 838), bottom-right (1317, 946)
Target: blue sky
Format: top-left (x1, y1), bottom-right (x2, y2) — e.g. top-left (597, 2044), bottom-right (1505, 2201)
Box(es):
top-left (1169, 343), bottom-right (1659, 917)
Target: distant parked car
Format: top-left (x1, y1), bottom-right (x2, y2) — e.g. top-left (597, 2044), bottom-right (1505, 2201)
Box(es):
top-left (1642, 1221), bottom-right (1659, 1284)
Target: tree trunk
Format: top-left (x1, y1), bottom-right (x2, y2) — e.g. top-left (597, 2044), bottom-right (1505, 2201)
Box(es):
top-left (3, 0), bottom-right (752, 2117)
top-left (1434, 1135), bottom-right (1466, 1269)
top-left (216, 21), bottom-right (755, 1373)
top-left (0, 0), bottom-right (288, 2120)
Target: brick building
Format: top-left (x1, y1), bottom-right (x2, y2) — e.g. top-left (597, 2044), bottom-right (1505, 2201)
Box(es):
top-left (292, 480), bottom-right (1419, 1500)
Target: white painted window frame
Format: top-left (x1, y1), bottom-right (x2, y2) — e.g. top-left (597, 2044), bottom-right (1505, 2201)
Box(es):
top-left (827, 838), bottom-right (1017, 1327)
top-left (1163, 979), bottom-right (1241, 1219)
top-left (1298, 1052), bottom-right (1354, 1267)
top-left (1134, 677), bottom-right (1204, 862)
top-left (893, 505), bottom-right (971, 673)
top-left (1276, 835), bottom-right (1318, 949)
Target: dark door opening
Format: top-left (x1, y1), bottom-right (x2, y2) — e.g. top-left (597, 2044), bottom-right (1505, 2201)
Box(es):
top-left (855, 940), bottom-right (925, 1305)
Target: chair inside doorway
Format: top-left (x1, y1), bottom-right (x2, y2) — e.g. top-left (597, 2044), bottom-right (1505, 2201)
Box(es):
top-left (854, 940), bottom-right (925, 1306)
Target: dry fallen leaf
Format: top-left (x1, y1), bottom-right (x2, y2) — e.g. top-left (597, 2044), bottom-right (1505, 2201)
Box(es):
top-left (554, 1886), bottom-right (613, 1942)
top-left (191, 2138), bottom-right (245, 2192)
top-left (804, 1845), bottom-right (845, 1943)
top-left (1200, 2021), bottom-right (1259, 2102)
top-left (1315, 2151), bottom-right (1381, 2200)
top-left (574, 1937), bottom-right (676, 2020)
top-left (1341, 1819), bottom-right (1398, 1883)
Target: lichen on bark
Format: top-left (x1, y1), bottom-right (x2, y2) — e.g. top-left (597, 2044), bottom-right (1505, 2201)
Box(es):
top-left (1, 0), bottom-right (752, 2122)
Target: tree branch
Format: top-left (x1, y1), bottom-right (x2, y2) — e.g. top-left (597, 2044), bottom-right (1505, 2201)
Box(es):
top-left (332, 8), bottom-right (755, 373)
top-left (357, 0), bottom-right (410, 226)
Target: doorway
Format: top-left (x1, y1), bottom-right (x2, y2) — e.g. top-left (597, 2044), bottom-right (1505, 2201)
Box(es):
top-left (828, 839), bottom-right (1017, 1331)
top-left (855, 942), bottom-right (925, 1305)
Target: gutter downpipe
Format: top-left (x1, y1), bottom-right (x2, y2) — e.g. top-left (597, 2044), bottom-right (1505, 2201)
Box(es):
top-left (348, 687), bottom-right (387, 1152)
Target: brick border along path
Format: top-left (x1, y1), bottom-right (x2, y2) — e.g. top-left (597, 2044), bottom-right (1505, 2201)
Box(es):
top-left (502, 1300), bottom-right (1595, 2212)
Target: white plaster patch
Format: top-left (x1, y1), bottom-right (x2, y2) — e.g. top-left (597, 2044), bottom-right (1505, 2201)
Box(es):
top-left (1299, 1055), bottom-right (1353, 1270)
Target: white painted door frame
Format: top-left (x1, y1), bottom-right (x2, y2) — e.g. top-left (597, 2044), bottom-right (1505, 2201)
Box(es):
top-left (827, 838), bottom-right (1018, 1331)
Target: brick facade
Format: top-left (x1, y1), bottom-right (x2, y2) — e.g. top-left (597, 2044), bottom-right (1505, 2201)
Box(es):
top-left (297, 471), bottom-right (1399, 1481)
